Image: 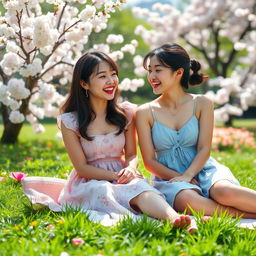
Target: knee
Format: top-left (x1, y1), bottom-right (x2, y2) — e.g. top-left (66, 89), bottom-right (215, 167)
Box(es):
top-left (131, 191), bottom-right (155, 205)
top-left (174, 190), bottom-right (196, 211)
top-left (210, 183), bottom-right (234, 205)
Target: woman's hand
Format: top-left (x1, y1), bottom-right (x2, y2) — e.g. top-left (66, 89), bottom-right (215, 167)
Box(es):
top-left (117, 167), bottom-right (143, 184)
top-left (168, 174), bottom-right (199, 186)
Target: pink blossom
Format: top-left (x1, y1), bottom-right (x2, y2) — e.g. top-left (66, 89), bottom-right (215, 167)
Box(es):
top-left (10, 172), bottom-right (27, 181)
top-left (0, 177), bottom-right (5, 181)
top-left (46, 224), bottom-right (55, 229)
top-left (71, 238), bottom-right (84, 245)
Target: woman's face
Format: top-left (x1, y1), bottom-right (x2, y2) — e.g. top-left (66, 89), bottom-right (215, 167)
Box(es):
top-left (147, 55), bottom-right (179, 95)
top-left (85, 61), bottom-right (119, 100)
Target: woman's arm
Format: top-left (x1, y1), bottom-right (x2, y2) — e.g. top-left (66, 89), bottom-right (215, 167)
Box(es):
top-left (117, 114), bottom-right (143, 184)
top-left (136, 104), bottom-right (181, 180)
top-left (169, 96), bottom-right (214, 183)
top-left (61, 121), bottom-right (118, 181)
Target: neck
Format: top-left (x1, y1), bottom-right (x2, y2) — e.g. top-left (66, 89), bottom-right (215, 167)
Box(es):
top-left (89, 95), bottom-right (108, 116)
top-left (159, 84), bottom-right (187, 108)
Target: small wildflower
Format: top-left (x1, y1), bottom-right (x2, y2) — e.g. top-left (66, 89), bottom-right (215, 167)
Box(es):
top-left (57, 219), bottom-right (65, 224)
top-left (71, 237), bottom-right (84, 245)
top-left (66, 232), bottom-right (71, 237)
top-left (29, 221), bottom-right (38, 227)
top-left (46, 224), bottom-right (55, 229)
top-left (25, 157), bottom-right (33, 161)
top-left (10, 172), bottom-right (27, 181)
top-left (12, 225), bottom-right (19, 230)
top-left (46, 141), bottom-right (53, 147)
top-left (60, 252), bottom-right (69, 256)
top-left (0, 177), bottom-right (5, 181)
top-left (1, 172), bottom-right (7, 176)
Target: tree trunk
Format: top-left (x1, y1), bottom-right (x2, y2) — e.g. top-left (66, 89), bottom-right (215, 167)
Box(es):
top-left (1, 121), bottom-right (24, 144)
top-left (224, 115), bottom-right (233, 127)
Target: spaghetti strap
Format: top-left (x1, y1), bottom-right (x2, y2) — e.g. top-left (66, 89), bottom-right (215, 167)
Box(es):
top-left (193, 96), bottom-right (198, 116)
top-left (149, 103), bottom-right (157, 121)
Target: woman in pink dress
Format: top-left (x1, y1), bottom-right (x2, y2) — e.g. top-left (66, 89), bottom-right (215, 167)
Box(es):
top-left (22, 51), bottom-right (192, 228)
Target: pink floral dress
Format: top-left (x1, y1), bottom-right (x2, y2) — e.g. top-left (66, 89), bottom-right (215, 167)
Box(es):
top-left (22, 103), bottom-right (163, 225)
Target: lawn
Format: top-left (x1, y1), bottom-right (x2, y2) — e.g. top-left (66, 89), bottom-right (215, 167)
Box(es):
top-left (0, 122), bottom-right (256, 256)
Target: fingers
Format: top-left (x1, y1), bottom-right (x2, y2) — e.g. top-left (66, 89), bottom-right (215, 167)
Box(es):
top-left (118, 169), bottom-right (125, 177)
top-left (117, 168), bottom-right (142, 184)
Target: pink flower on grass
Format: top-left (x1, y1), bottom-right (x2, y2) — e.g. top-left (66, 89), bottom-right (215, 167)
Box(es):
top-left (71, 238), bottom-right (84, 245)
top-left (0, 177), bottom-right (5, 181)
top-left (46, 224), bottom-right (55, 229)
top-left (11, 172), bottom-right (27, 181)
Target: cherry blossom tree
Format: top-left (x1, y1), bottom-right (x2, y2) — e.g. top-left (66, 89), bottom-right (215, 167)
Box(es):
top-left (133, 0), bottom-right (256, 125)
top-left (0, 0), bottom-right (144, 143)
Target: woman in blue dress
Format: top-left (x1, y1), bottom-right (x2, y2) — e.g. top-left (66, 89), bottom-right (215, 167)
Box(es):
top-left (136, 43), bottom-right (256, 218)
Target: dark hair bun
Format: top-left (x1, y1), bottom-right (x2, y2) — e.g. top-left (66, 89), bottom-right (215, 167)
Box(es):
top-left (189, 59), bottom-right (203, 85)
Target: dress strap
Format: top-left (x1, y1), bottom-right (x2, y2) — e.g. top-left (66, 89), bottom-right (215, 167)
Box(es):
top-left (193, 96), bottom-right (198, 116)
top-left (149, 103), bottom-right (157, 121)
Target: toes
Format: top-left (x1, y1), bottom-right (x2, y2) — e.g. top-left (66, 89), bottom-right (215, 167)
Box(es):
top-left (202, 216), bottom-right (211, 223)
top-left (172, 215), bottom-right (191, 228)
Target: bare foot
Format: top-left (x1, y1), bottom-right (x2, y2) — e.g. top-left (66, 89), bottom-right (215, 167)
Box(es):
top-left (187, 218), bottom-right (198, 233)
top-left (202, 216), bottom-right (211, 223)
top-left (171, 215), bottom-right (191, 228)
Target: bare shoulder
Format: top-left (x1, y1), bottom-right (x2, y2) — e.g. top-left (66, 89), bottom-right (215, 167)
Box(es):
top-left (136, 102), bottom-right (152, 115)
top-left (136, 102), bottom-right (155, 125)
top-left (196, 95), bottom-right (214, 110)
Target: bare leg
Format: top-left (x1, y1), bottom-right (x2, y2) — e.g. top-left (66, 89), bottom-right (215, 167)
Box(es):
top-left (210, 180), bottom-right (256, 213)
top-left (174, 189), bottom-right (256, 219)
top-left (130, 191), bottom-right (191, 228)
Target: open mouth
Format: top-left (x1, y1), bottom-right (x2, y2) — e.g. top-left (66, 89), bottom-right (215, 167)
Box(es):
top-left (103, 86), bottom-right (115, 94)
top-left (151, 82), bottom-right (161, 89)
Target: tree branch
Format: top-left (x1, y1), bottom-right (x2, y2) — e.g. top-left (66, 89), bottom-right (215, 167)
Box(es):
top-left (41, 39), bottom-right (65, 67)
top-left (181, 35), bottom-right (220, 76)
top-left (57, 2), bottom-right (67, 30)
top-left (210, 24), bottom-right (221, 74)
top-left (0, 66), bottom-right (8, 84)
top-left (222, 2), bottom-right (256, 76)
top-left (38, 60), bottom-right (73, 79)
top-left (58, 19), bottom-right (81, 40)
top-left (16, 10), bottom-right (30, 63)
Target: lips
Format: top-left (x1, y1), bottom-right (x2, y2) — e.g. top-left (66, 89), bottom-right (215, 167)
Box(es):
top-left (103, 86), bottom-right (115, 94)
top-left (151, 82), bottom-right (161, 88)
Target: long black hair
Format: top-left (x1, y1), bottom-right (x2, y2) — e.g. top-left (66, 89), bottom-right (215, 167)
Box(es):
top-left (61, 51), bottom-right (127, 140)
top-left (143, 43), bottom-right (204, 89)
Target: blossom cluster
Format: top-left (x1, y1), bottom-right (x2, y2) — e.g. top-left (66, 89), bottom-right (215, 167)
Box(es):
top-left (0, 0), bottom-right (141, 135)
top-left (212, 127), bottom-right (256, 151)
top-left (132, 1), bottom-right (256, 122)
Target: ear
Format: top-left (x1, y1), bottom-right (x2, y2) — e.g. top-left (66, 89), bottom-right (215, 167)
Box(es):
top-left (80, 80), bottom-right (89, 90)
top-left (176, 68), bottom-right (184, 76)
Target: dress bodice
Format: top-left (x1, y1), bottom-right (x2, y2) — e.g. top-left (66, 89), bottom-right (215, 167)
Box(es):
top-left (57, 102), bottom-right (134, 164)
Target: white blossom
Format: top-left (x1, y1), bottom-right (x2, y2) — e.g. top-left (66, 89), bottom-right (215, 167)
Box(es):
top-left (0, 52), bottom-right (22, 75)
top-left (7, 79), bottom-right (30, 100)
top-left (20, 58), bottom-right (43, 77)
top-left (9, 110), bottom-right (25, 123)
top-left (79, 5), bottom-right (96, 21)
top-left (106, 34), bottom-right (124, 44)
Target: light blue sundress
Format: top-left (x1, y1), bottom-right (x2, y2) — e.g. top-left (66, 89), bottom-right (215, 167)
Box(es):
top-left (150, 97), bottom-right (239, 207)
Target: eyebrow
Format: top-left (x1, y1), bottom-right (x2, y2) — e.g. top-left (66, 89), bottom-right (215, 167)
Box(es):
top-left (148, 64), bottom-right (164, 68)
top-left (96, 69), bottom-right (116, 75)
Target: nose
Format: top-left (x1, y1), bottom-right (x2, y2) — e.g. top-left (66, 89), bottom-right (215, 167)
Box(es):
top-left (148, 71), bottom-right (156, 80)
top-left (107, 76), bottom-right (114, 84)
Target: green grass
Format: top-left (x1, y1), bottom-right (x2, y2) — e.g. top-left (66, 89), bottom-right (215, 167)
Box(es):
top-left (216, 118), bottom-right (256, 128)
top-left (0, 123), bottom-right (256, 255)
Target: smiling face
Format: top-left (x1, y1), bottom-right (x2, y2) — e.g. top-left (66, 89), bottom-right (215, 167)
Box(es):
top-left (81, 61), bottom-right (119, 100)
top-left (147, 55), bottom-right (179, 95)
